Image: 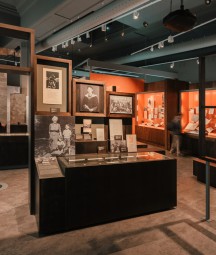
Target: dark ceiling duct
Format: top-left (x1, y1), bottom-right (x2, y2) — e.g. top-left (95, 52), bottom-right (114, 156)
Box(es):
top-left (163, 0), bottom-right (197, 32)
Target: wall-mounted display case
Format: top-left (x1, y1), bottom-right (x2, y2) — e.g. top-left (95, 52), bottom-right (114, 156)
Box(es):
top-left (135, 80), bottom-right (188, 149)
top-left (136, 92), bottom-right (165, 129)
top-left (180, 89), bottom-right (216, 137)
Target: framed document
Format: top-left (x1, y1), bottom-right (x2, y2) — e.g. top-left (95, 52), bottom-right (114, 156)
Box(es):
top-left (107, 91), bottom-right (135, 118)
top-left (109, 119), bottom-right (123, 141)
top-left (126, 134), bottom-right (137, 152)
top-left (96, 128), bottom-right (105, 141)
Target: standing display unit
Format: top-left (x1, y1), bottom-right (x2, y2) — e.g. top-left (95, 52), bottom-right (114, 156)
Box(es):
top-left (135, 80), bottom-right (188, 149)
top-left (33, 56), bottom-right (72, 215)
top-left (0, 24), bottom-right (35, 214)
top-left (33, 71), bottom-right (177, 235)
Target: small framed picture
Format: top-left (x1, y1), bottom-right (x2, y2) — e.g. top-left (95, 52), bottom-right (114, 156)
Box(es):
top-left (73, 79), bottom-right (106, 117)
top-left (107, 92), bottom-right (135, 118)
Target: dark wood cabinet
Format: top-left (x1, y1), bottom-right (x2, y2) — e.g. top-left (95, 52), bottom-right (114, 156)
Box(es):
top-left (35, 153), bottom-right (177, 235)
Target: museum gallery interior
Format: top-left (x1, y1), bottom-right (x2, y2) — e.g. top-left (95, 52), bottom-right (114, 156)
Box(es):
top-left (1, 0), bottom-right (216, 254)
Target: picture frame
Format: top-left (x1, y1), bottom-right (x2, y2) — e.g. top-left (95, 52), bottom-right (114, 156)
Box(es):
top-left (73, 79), bottom-right (106, 117)
top-left (107, 92), bottom-right (135, 118)
top-left (34, 55), bottom-right (72, 115)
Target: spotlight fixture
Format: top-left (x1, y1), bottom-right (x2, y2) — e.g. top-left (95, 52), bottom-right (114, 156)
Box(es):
top-left (101, 24), bottom-right (106, 32)
top-left (143, 21), bottom-right (148, 27)
top-left (133, 11), bottom-right (139, 20)
top-left (121, 31), bottom-right (125, 37)
top-left (86, 31), bottom-right (90, 39)
top-left (65, 41), bottom-right (69, 47)
top-left (150, 46), bottom-right (154, 52)
top-left (77, 36), bottom-right (82, 42)
top-left (71, 39), bottom-right (75, 45)
top-left (170, 62), bottom-right (175, 69)
top-left (89, 43), bottom-right (93, 48)
top-left (205, 0), bottom-right (212, 5)
top-left (168, 35), bottom-right (174, 43)
top-left (158, 41), bottom-right (164, 49)
top-left (197, 59), bottom-right (200, 64)
top-left (62, 42), bottom-right (66, 48)
top-left (52, 46), bottom-right (57, 52)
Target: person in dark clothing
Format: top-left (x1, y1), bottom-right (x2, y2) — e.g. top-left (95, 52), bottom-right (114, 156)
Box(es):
top-left (169, 113), bottom-right (183, 156)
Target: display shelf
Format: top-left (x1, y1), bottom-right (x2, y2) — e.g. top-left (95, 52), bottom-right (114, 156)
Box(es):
top-left (0, 65), bottom-right (32, 75)
top-left (0, 133), bottom-right (29, 136)
top-left (138, 124), bottom-right (164, 130)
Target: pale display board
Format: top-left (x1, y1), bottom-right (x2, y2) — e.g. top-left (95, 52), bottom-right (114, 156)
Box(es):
top-left (109, 119), bottom-right (123, 141)
top-left (126, 134), bottom-right (137, 152)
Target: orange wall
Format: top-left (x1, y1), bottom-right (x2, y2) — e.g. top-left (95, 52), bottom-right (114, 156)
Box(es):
top-left (90, 73), bottom-right (145, 133)
top-left (90, 73), bottom-right (144, 93)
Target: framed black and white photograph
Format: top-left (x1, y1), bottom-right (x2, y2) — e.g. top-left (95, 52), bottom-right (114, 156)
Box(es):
top-left (110, 140), bottom-right (127, 153)
top-left (35, 115), bottom-right (75, 158)
top-left (73, 79), bottom-right (106, 117)
top-left (43, 68), bottom-right (62, 105)
top-left (107, 92), bottom-right (135, 118)
top-left (35, 55), bottom-right (72, 114)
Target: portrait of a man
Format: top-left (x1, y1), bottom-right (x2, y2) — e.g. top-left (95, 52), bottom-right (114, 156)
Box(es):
top-left (80, 85), bottom-right (99, 112)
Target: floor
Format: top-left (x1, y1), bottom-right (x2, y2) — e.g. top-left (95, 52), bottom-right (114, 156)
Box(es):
top-left (1, 154), bottom-right (216, 255)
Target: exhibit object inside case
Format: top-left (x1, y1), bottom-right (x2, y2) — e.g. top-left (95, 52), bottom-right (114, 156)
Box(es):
top-left (180, 89), bottom-right (216, 137)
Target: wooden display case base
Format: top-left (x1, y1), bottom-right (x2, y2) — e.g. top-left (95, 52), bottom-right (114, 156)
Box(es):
top-left (135, 125), bottom-right (165, 147)
top-left (193, 158), bottom-right (216, 188)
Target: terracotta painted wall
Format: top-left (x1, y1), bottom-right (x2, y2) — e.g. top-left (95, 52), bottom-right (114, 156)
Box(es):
top-left (90, 73), bottom-right (145, 133)
top-left (90, 73), bottom-right (144, 93)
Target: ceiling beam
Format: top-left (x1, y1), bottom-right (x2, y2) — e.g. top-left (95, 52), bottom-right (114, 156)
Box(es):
top-left (35, 0), bottom-right (157, 53)
top-left (87, 59), bottom-right (178, 79)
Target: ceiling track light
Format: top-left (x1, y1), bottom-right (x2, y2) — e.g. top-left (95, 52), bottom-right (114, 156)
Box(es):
top-left (197, 59), bottom-right (200, 64)
top-left (205, 0), bottom-right (212, 5)
top-left (65, 41), bottom-right (69, 47)
top-left (143, 21), bottom-right (149, 27)
top-left (158, 41), bottom-right (164, 49)
top-left (77, 36), bottom-right (82, 42)
top-left (52, 46), bottom-right (57, 52)
top-left (170, 62), bottom-right (175, 69)
top-left (71, 39), bottom-right (75, 45)
top-left (62, 42), bottom-right (66, 48)
top-left (133, 10), bottom-right (139, 20)
top-left (86, 31), bottom-right (90, 39)
top-left (168, 35), bottom-right (174, 43)
top-left (150, 46), bottom-right (154, 52)
top-left (101, 24), bottom-right (106, 32)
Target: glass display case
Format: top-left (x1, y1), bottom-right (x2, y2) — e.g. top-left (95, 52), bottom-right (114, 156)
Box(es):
top-left (136, 92), bottom-right (165, 130)
top-left (58, 151), bottom-right (169, 168)
top-left (180, 89), bottom-right (216, 137)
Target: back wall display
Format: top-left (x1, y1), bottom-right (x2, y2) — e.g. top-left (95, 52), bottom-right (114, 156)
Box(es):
top-left (35, 115), bottom-right (75, 158)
